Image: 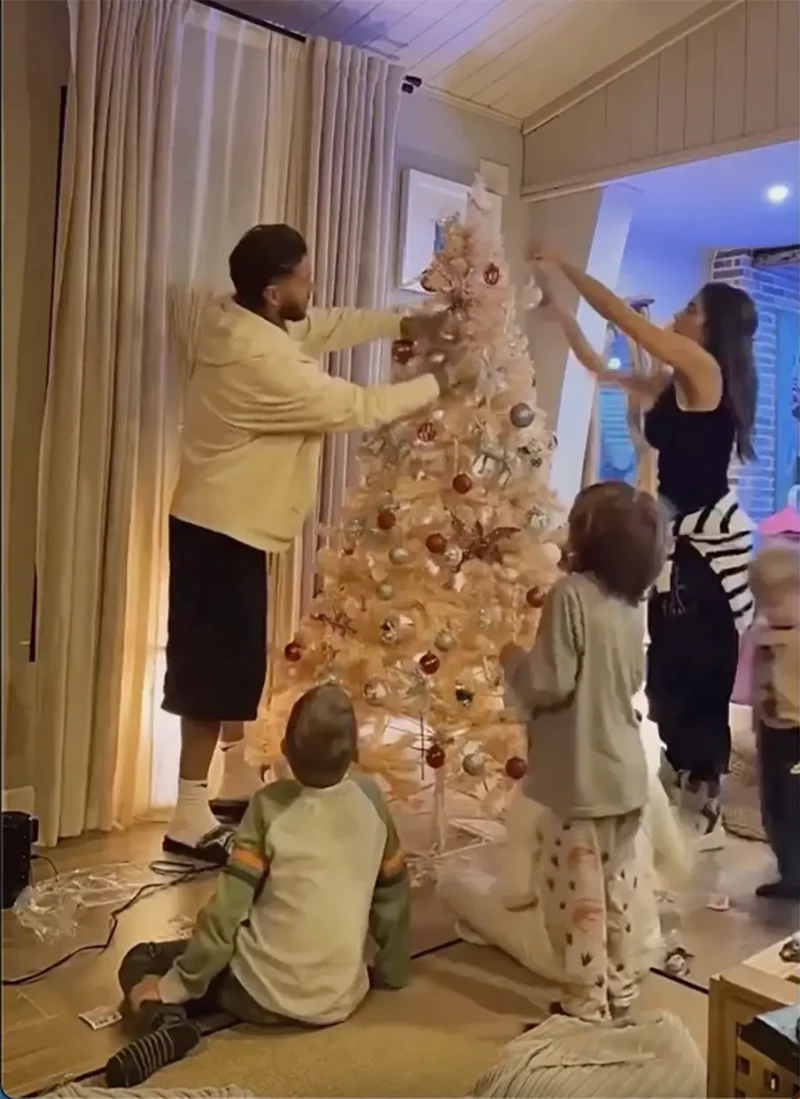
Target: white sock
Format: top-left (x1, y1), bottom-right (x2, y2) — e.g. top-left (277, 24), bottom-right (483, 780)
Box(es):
top-left (167, 779), bottom-right (221, 847)
top-left (215, 741), bottom-right (263, 802)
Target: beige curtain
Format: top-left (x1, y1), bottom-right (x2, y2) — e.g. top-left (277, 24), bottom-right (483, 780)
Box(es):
top-left (264, 38), bottom-right (405, 703)
top-left (33, 0), bottom-right (188, 845)
top-left (149, 2), bottom-right (306, 810)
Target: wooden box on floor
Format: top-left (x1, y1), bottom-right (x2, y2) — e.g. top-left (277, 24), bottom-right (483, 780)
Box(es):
top-left (708, 939), bottom-right (800, 1098)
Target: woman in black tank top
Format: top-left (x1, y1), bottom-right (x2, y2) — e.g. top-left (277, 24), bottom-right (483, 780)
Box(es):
top-left (531, 255), bottom-right (758, 847)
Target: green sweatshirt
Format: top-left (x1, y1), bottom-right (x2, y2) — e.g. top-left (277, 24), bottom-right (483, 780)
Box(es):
top-left (158, 774), bottom-right (410, 1024)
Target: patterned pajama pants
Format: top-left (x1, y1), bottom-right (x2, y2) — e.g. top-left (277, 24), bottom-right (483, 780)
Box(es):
top-left (538, 809), bottom-right (643, 1021)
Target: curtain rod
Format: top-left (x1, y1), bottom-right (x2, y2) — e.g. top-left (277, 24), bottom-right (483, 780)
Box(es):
top-left (195, 0), bottom-right (421, 92)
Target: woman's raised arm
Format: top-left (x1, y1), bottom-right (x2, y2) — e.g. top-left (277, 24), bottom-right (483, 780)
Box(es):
top-left (531, 250), bottom-right (721, 409)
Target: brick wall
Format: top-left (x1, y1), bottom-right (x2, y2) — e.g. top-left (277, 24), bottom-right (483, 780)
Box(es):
top-left (710, 251), bottom-right (800, 522)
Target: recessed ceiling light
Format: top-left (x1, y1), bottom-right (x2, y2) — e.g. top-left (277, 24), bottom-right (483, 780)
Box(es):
top-left (766, 184), bottom-right (790, 204)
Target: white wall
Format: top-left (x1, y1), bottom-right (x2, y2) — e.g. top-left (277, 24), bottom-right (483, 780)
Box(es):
top-left (616, 225), bottom-right (709, 325)
top-left (392, 91), bottom-right (526, 309)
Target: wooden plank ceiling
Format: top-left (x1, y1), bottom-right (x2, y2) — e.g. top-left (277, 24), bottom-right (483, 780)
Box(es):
top-left (221, 0), bottom-right (713, 123)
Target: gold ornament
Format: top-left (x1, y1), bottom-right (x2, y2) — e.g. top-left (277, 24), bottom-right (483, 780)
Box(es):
top-left (377, 582), bottom-right (394, 600)
top-left (434, 630), bottom-right (456, 652)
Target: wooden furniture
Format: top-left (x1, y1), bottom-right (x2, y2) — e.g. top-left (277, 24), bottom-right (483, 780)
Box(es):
top-left (735, 1004), bottom-right (799, 1098)
top-left (708, 938), bottom-right (800, 1098)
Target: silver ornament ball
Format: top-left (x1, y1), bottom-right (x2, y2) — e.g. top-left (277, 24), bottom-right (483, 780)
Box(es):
top-left (443, 546), bottom-right (462, 568)
top-left (345, 517), bottom-right (365, 536)
top-left (388, 546), bottom-right (412, 566)
top-left (509, 402), bottom-right (535, 429)
top-left (364, 679), bottom-right (387, 704)
top-left (462, 751), bottom-right (485, 776)
top-left (375, 491), bottom-right (394, 511)
top-left (376, 582), bottom-right (394, 600)
top-left (434, 630), bottom-right (456, 652)
top-left (527, 508), bottom-right (549, 532)
top-left (455, 684), bottom-right (474, 708)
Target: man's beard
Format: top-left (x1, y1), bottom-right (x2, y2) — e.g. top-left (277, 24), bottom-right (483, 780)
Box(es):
top-left (279, 300), bottom-right (308, 324)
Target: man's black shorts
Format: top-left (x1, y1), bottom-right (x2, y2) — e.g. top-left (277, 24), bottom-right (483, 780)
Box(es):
top-left (163, 516), bottom-right (267, 722)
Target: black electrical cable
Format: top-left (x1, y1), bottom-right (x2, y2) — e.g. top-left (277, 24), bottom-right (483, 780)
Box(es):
top-left (2, 858), bottom-right (212, 987)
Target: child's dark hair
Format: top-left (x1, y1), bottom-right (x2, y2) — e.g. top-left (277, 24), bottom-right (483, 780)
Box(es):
top-left (283, 684), bottom-right (358, 788)
top-left (567, 481), bottom-right (666, 604)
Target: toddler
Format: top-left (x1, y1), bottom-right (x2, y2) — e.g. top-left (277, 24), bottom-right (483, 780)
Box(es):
top-left (108, 684), bottom-right (410, 1087)
top-left (748, 540), bottom-right (800, 900)
top-left (501, 482), bottom-right (666, 1022)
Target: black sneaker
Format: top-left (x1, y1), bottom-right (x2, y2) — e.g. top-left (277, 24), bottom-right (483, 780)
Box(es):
top-left (755, 879), bottom-right (800, 900)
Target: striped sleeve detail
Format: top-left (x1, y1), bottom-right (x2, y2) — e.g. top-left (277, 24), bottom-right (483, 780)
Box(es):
top-left (224, 844), bottom-right (270, 887)
top-left (378, 845), bottom-right (406, 887)
top-left (656, 491), bottom-right (754, 632)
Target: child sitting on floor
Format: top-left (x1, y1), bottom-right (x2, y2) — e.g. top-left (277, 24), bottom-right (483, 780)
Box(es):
top-left (107, 684), bottom-right (410, 1088)
top-left (500, 482), bottom-right (666, 1023)
top-left (748, 540), bottom-right (800, 900)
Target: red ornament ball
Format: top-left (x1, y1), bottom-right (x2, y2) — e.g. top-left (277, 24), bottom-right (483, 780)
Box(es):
top-left (284, 640), bottom-right (303, 662)
top-left (417, 421), bottom-right (437, 443)
top-left (377, 509), bottom-right (396, 531)
top-left (425, 743), bottom-right (446, 770)
top-left (392, 339), bottom-right (414, 365)
top-left (526, 586), bottom-right (547, 608)
top-left (451, 472), bottom-right (473, 494)
top-left (484, 263), bottom-right (500, 286)
top-left (505, 756), bottom-right (527, 780)
top-left (425, 532), bottom-right (447, 555)
top-left (419, 651), bottom-right (441, 675)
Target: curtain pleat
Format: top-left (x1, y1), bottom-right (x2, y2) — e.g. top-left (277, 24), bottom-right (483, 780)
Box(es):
top-left (34, 0), bottom-right (403, 837)
top-left (34, 0), bottom-right (188, 845)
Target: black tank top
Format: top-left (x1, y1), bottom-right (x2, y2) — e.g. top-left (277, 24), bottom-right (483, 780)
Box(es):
top-left (644, 384), bottom-right (735, 514)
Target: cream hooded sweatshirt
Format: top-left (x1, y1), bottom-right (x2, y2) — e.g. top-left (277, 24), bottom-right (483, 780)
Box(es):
top-left (171, 297), bottom-right (440, 553)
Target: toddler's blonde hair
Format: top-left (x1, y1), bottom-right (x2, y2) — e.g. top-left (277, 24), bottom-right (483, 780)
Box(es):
top-left (749, 538), bottom-right (800, 602)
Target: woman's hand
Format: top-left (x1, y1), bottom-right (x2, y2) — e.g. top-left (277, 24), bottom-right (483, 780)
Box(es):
top-left (529, 262), bottom-right (560, 317)
top-left (130, 975), bottom-right (163, 1012)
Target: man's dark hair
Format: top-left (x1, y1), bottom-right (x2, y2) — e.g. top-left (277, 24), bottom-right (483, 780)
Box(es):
top-left (568, 481), bottom-right (666, 604)
top-left (283, 684), bottom-right (358, 788)
top-left (228, 224), bottom-right (307, 309)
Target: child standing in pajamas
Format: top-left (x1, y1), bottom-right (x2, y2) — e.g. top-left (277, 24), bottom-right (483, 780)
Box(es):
top-left (501, 482), bottom-right (666, 1022)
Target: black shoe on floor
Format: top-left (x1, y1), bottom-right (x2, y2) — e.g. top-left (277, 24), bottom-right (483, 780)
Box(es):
top-left (755, 879), bottom-right (800, 900)
top-left (162, 825), bottom-right (235, 867)
top-left (106, 1021), bottom-right (202, 1087)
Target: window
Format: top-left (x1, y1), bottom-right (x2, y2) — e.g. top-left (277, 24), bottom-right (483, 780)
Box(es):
top-left (598, 328), bottom-right (637, 484)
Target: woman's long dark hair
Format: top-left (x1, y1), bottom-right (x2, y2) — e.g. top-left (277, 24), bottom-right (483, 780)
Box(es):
top-left (700, 281), bottom-right (758, 462)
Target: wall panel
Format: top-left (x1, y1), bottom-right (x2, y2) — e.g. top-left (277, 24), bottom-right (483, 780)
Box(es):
top-left (522, 0), bottom-right (799, 195)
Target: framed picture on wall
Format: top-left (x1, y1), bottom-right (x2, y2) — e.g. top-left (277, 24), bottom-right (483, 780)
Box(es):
top-left (397, 169), bottom-right (503, 294)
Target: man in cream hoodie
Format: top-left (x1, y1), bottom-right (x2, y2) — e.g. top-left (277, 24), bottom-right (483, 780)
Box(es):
top-left (164, 223), bottom-right (453, 864)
